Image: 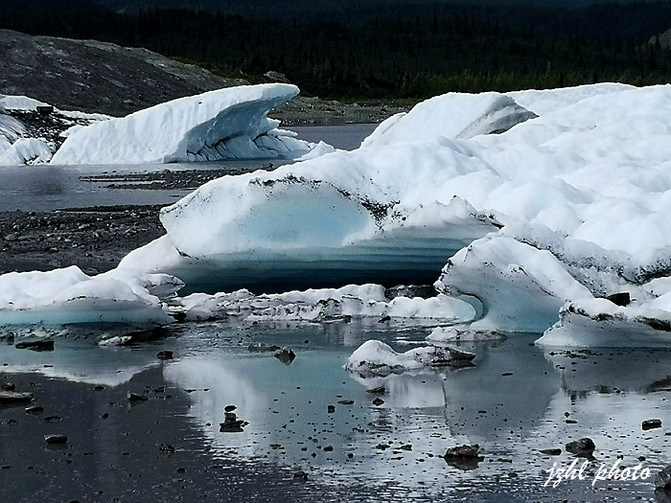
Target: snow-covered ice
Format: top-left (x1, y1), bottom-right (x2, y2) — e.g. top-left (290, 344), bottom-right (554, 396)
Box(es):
top-left (51, 84), bottom-right (311, 165)
top-left (0, 266), bottom-right (182, 327)
top-left (6, 83), bottom-right (671, 348)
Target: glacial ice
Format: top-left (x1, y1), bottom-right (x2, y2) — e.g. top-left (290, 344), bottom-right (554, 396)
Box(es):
top-left (50, 84), bottom-right (311, 165)
top-left (171, 283), bottom-right (476, 324)
top-left (4, 83), bottom-right (671, 349)
top-left (0, 266), bottom-right (181, 327)
top-left (115, 83), bottom-right (671, 347)
top-left (0, 137), bottom-right (52, 165)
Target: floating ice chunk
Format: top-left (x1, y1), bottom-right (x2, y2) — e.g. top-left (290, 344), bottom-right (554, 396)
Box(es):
top-left (361, 92), bottom-right (536, 149)
top-left (537, 297), bottom-right (671, 348)
top-left (0, 266), bottom-right (181, 327)
top-left (297, 140), bottom-right (337, 160)
top-left (435, 235), bottom-right (593, 332)
top-left (0, 95), bottom-right (50, 113)
top-left (171, 283), bottom-right (475, 324)
top-left (0, 138), bottom-right (52, 165)
top-left (0, 114), bottom-right (25, 143)
top-left (51, 84), bottom-right (311, 165)
top-left (343, 340), bottom-right (475, 378)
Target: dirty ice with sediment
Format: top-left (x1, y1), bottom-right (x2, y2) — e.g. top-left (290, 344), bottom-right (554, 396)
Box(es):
top-left (3, 82), bottom-right (671, 363)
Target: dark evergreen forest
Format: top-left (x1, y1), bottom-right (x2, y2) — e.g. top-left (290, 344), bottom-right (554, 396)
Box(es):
top-left (1, 0), bottom-right (670, 100)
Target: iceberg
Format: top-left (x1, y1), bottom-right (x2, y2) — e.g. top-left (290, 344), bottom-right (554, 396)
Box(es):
top-left (50, 84), bottom-right (311, 165)
top-left (0, 266), bottom-right (182, 327)
top-left (171, 283), bottom-right (476, 324)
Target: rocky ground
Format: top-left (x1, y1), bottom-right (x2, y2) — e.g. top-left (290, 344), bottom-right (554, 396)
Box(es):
top-left (0, 205), bottom-right (165, 276)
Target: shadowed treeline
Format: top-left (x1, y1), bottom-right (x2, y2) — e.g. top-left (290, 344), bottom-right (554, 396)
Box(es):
top-left (1, 0), bottom-right (670, 99)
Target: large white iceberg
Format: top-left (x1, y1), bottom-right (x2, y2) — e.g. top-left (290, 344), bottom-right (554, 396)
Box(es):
top-left (50, 83), bottom-right (311, 165)
top-left (115, 83), bottom-right (671, 347)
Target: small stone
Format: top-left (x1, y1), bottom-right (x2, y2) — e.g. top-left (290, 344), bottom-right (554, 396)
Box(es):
top-left (274, 347), bottom-right (296, 365)
top-left (327, 405), bottom-right (336, 413)
top-left (338, 399), bottom-right (354, 405)
top-left (127, 392), bottom-right (148, 402)
top-left (367, 386), bottom-right (386, 394)
top-left (0, 391), bottom-right (33, 404)
top-left (157, 350), bottom-right (173, 360)
top-left (15, 339), bottom-right (54, 352)
top-left (323, 445), bottom-right (334, 452)
top-left (159, 443), bottom-right (175, 454)
top-left (565, 438), bottom-right (595, 457)
top-left (44, 434), bottom-right (68, 444)
top-left (606, 292), bottom-right (631, 307)
top-left (25, 405), bottom-right (44, 414)
top-left (443, 444), bottom-right (484, 470)
top-left (293, 470), bottom-right (308, 480)
top-left (372, 398), bottom-right (384, 406)
top-left (656, 465), bottom-right (671, 489)
top-left (539, 448), bottom-right (562, 456)
top-left (224, 405), bottom-right (237, 412)
top-left (643, 418), bottom-right (662, 431)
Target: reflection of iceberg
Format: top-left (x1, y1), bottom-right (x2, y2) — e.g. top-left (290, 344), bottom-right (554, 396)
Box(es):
top-left (51, 84), bottom-right (310, 165)
top-left (542, 346), bottom-right (671, 394)
top-left (0, 335), bottom-right (160, 386)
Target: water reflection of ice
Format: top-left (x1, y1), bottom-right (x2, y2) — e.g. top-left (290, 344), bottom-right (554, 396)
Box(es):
top-left (0, 337), bottom-right (159, 386)
top-left (164, 324), bottom-right (671, 500)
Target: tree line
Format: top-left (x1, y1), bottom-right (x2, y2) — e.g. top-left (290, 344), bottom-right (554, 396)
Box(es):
top-left (1, 1), bottom-right (671, 100)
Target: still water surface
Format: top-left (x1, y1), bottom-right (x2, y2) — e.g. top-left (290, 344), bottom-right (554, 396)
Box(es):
top-left (0, 124), bottom-right (376, 212)
top-left (0, 322), bottom-right (669, 502)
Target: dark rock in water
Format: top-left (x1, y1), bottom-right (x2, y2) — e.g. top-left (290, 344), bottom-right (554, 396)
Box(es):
top-left (44, 434), bottom-right (68, 444)
top-left (448, 347), bottom-right (477, 361)
top-left (224, 404), bottom-right (237, 413)
top-left (0, 391), bottom-right (33, 404)
top-left (367, 386), bottom-right (386, 395)
top-left (15, 339), bottom-right (54, 351)
top-left (0, 333), bottom-right (15, 344)
top-left (293, 470), bottom-right (309, 480)
top-left (643, 418), bottom-right (662, 430)
top-left (606, 292), bottom-right (631, 307)
top-left (443, 444), bottom-right (484, 470)
top-left (327, 405), bottom-right (336, 413)
top-left (656, 465), bottom-right (671, 489)
top-left (539, 448), bottom-right (562, 456)
top-left (157, 350), bottom-right (173, 360)
top-left (274, 347), bottom-right (296, 365)
top-left (338, 399), bottom-right (354, 405)
top-left (219, 411), bottom-right (248, 432)
top-left (1, 383), bottom-right (15, 391)
top-left (159, 443), bottom-right (175, 454)
top-left (25, 405), bottom-right (44, 414)
top-left (248, 342), bottom-right (281, 352)
top-left (372, 398), bottom-right (385, 406)
top-left (565, 438), bottom-right (595, 457)
top-left (126, 392), bottom-right (148, 402)
top-left (43, 415), bottom-right (61, 423)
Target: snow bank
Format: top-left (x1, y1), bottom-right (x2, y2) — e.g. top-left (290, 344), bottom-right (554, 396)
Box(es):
top-left (51, 84), bottom-right (311, 165)
top-left (0, 266), bottom-right (182, 327)
top-left (171, 283), bottom-right (476, 324)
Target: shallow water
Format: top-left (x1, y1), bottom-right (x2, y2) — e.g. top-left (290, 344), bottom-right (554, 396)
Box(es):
top-left (0, 124), bottom-right (374, 212)
top-left (0, 322), bottom-right (669, 502)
